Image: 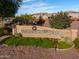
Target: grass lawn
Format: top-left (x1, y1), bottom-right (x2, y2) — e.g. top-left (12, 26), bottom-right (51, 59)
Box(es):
top-left (0, 37), bottom-right (54, 48)
top-left (0, 37), bottom-right (72, 48)
top-left (58, 41), bottom-right (72, 49)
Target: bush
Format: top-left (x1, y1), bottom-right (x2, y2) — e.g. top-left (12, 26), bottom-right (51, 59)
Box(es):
top-left (0, 27), bottom-right (12, 36)
top-left (3, 27), bottom-right (12, 35)
top-left (73, 37), bottom-right (79, 49)
top-left (0, 28), bottom-right (4, 36)
top-left (58, 41), bottom-right (71, 49)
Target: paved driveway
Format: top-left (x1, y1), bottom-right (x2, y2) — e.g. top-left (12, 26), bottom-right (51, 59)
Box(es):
top-left (0, 46), bottom-right (79, 59)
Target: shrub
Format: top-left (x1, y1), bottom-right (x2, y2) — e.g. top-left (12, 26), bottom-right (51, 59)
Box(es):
top-left (0, 28), bottom-right (4, 36)
top-left (3, 27), bottom-right (12, 35)
top-left (58, 41), bottom-right (71, 49)
top-left (73, 37), bottom-right (79, 49)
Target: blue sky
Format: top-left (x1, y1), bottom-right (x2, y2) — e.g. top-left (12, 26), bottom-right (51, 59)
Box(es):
top-left (16, 0), bottom-right (79, 15)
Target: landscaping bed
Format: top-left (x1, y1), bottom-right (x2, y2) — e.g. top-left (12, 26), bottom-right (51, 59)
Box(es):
top-left (0, 37), bottom-right (72, 49)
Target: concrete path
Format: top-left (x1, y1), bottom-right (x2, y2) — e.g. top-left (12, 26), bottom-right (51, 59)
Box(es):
top-left (0, 35), bottom-right (12, 42)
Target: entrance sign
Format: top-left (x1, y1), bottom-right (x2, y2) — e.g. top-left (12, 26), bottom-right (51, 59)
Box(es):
top-left (12, 25), bottom-right (78, 41)
top-left (32, 26), bottom-right (37, 30)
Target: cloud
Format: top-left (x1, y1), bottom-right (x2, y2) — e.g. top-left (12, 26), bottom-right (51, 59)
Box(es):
top-left (23, 0), bottom-right (34, 2)
top-left (17, 1), bottom-right (61, 15)
top-left (20, 2), bottom-right (46, 9)
top-left (16, 0), bottom-right (79, 15)
top-left (31, 2), bottom-right (47, 8)
top-left (20, 5), bottom-right (30, 9)
top-left (20, 2), bottom-right (59, 10)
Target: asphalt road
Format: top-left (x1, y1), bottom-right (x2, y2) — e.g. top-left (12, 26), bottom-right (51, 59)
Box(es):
top-left (0, 46), bottom-right (79, 59)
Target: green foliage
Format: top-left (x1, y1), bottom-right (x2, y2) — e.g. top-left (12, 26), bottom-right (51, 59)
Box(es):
top-left (21, 14), bottom-right (32, 20)
top-left (58, 41), bottom-right (71, 49)
top-left (1, 37), bottom-right (71, 49)
top-left (0, 27), bottom-right (12, 36)
top-left (13, 14), bottom-right (32, 25)
top-left (73, 37), bottom-right (79, 49)
top-left (0, 28), bottom-right (4, 36)
top-left (3, 27), bottom-right (12, 34)
top-left (50, 11), bottom-right (72, 29)
top-left (1, 37), bottom-right (54, 48)
top-left (0, 0), bottom-right (22, 17)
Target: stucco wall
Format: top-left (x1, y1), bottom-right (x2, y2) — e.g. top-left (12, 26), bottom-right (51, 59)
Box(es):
top-left (13, 25), bottom-right (78, 41)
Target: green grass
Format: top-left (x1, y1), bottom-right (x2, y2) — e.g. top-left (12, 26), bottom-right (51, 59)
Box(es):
top-left (58, 41), bottom-right (71, 49)
top-left (1, 37), bottom-right (54, 48)
top-left (0, 37), bottom-right (72, 48)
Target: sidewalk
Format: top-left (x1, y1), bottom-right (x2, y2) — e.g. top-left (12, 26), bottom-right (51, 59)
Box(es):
top-left (0, 35), bottom-right (12, 42)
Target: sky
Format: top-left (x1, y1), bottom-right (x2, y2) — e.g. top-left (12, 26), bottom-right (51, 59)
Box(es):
top-left (16, 0), bottom-right (79, 15)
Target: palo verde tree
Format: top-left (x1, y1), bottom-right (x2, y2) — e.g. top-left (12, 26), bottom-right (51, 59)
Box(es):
top-left (50, 11), bottom-right (72, 29)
